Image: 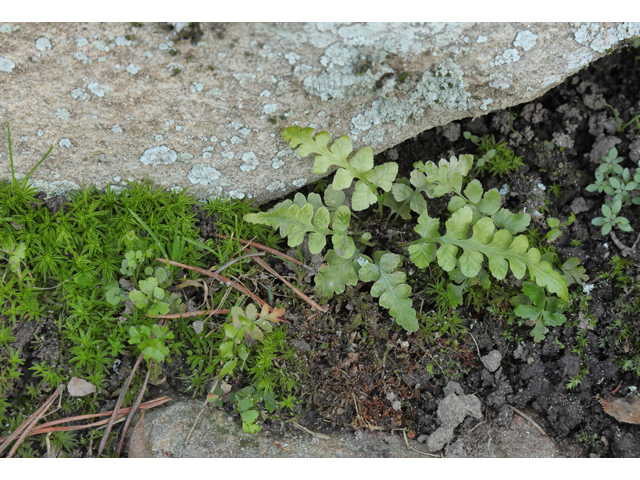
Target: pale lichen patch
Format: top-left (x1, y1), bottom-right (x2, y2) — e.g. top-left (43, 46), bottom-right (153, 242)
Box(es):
top-left (491, 48), bottom-right (520, 66)
top-left (188, 164), bottom-right (222, 185)
top-left (233, 73), bottom-right (256, 84)
top-left (227, 190), bottom-right (246, 199)
top-left (127, 64), bottom-right (141, 75)
top-left (140, 146), bottom-right (177, 166)
top-left (115, 36), bottom-right (131, 46)
top-left (87, 82), bottom-right (113, 97)
top-left (514, 30), bottom-right (538, 51)
top-left (35, 37), bottom-right (51, 51)
top-left (271, 149), bottom-right (287, 168)
top-left (284, 51), bottom-right (301, 64)
top-left (292, 178), bottom-right (306, 188)
top-left (489, 73), bottom-right (512, 90)
top-left (56, 108), bottom-right (71, 120)
top-left (205, 88), bottom-right (222, 98)
top-left (111, 125), bottom-right (123, 133)
top-left (240, 152), bottom-right (259, 171)
top-left (480, 98), bottom-right (494, 111)
top-left (0, 57), bottom-right (15, 73)
top-left (74, 52), bottom-right (89, 63)
top-left (71, 88), bottom-right (90, 101)
top-left (263, 104), bottom-right (277, 114)
top-left (58, 138), bottom-right (72, 147)
top-left (266, 180), bottom-right (286, 192)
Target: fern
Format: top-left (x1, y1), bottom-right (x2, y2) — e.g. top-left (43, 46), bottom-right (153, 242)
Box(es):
top-left (244, 192), bottom-right (355, 259)
top-left (358, 252), bottom-right (418, 332)
top-left (314, 250), bottom-right (362, 298)
top-left (282, 127), bottom-right (397, 211)
top-left (244, 126), bottom-right (575, 338)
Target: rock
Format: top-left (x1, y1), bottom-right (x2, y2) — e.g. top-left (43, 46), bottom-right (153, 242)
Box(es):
top-left (67, 377), bottom-right (96, 396)
top-left (426, 381), bottom-right (482, 452)
top-left (481, 350), bottom-right (503, 373)
top-left (444, 409), bottom-right (569, 458)
top-left (570, 197), bottom-right (590, 215)
top-left (1, 22), bottom-right (639, 204)
top-left (127, 399), bottom-right (431, 458)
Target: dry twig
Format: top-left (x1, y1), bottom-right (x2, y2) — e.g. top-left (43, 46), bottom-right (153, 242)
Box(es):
top-left (0, 397), bottom-right (171, 442)
top-left (250, 253), bottom-right (328, 313)
top-left (507, 405), bottom-right (547, 436)
top-left (116, 368), bottom-right (151, 457)
top-left (0, 384), bottom-right (64, 457)
top-left (157, 258), bottom-right (271, 311)
top-left (215, 233), bottom-right (311, 269)
top-left (98, 352), bottom-right (144, 456)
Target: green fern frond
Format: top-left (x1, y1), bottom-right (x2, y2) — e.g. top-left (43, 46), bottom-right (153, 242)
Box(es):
top-left (409, 207), bottom-right (568, 300)
top-left (282, 127), bottom-right (397, 211)
top-left (358, 252), bottom-right (418, 332)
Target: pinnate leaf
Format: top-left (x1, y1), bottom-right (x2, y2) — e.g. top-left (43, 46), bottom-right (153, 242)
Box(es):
top-left (411, 206), bottom-right (568, 300)
top-left (358, 252), bottom-right (418, 332)
top-left (315, 250), bottom-right (359, 298)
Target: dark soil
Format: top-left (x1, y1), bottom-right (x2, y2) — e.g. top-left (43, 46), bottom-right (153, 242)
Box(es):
top-left (4, 44), bottom-right (640, 458)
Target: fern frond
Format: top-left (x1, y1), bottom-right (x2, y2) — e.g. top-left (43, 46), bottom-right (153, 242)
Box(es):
top-left (409, 207), bottom-right (568, 300)
top-left (358, 252), bottom-right (418, 332)
top-left (282, 127), bottom-right (397, 211)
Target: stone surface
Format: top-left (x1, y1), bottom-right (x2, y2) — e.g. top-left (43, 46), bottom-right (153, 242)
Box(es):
top-left (481, 350), bottom-right (503, 373)
top-left (126, 399), bottom-right (431, 458)
top-left (426, 381), bottom-right (483, 452)
top-left (444, 409), bottom-right (577, 458)
top-left (1, 22), bottom-right (639, 203)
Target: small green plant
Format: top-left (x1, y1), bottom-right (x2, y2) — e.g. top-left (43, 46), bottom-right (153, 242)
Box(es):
top-left (209, 304), bottom-right (290, 434)
top-left (544, 214), bottom-right (575, 243)
top-left (463, 131), bottom-right (524, 177)
top-left (570, 239), bottom-right (582, 247)
top-left (128, 267), bottom-right (182, 317)
top-left (605, 104), bottom-right (640, 133)
top-left (511, 281), bottom-right (567, 342)
top-left (591, 199), bottom-right (632, 235)
top-left (587, 148), bottom-right (640, 235)
top-left (246, 127), bottom-right (572, 336)
top-left (549, 183), bottom-right (561, 199)
top-left (566, 367), bottom-right (589, 390)
top-left (128, 324), bottom-right (175, 363)
top-left (218, 303), bottom-right (283, 379)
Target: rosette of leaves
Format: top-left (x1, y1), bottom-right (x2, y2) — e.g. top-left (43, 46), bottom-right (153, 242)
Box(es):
top-left (281, 127), bottom-right (398, 212)
top-left (586, 148), bottom-right (639, 205)
top-left (128, 266), bottom-right (183, 317)
top-left (591, 199), bottom-right (633, 235)
top-left (218, 304), bottom-right (284, 379)
top-left (407, 156), bottom-right (568, 301)
top-left (128, 324), bottom-right (175, 363)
